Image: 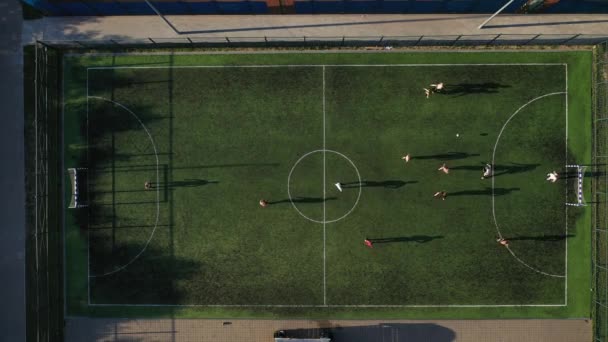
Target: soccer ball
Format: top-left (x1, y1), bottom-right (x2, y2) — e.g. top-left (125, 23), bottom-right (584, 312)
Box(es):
top-left (456, 133), bottom-right (460, 137)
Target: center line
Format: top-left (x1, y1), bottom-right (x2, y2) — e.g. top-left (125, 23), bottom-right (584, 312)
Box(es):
top-left (322, 65), bottom-right (327, 306)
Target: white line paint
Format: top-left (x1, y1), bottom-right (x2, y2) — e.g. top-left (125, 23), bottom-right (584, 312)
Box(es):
top-left (87, 63), bottom-right (565, 70)
top-left (491, 91), bottom-right (567, 278)
top-left (88, 303), bottom-right (567, 308)
top-left (83, 63), bottom-right (569, 308)
top-left (287, 150), bottom-right (362, 224)
top-left (322, 65), bottom-right (327, 306)
top-left (87, 96), bottom-right (161, 278)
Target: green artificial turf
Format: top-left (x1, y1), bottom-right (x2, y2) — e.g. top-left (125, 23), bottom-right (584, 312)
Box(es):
top-left (63, 51), bottom-right (592, 319)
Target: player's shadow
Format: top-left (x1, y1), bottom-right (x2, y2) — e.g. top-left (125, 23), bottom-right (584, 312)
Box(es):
top-left (269, 197), bottom-right (337, 205)
top-left (168, 179), bottom-right (218, 188)
top-left (369, 235), bottom-right (443, 244)
top-left (507, 234), bottom-right (575, 241)
top-left (341, 180), bottom-right (415, 189)
top-left (444, 82), bottom-right (510, 97)
top-left (450, 187), bottom-right (520, 196)
top-left (451, 163), bottom-right (539, 176)
top-left (412, 152), bottom-right (479, 161)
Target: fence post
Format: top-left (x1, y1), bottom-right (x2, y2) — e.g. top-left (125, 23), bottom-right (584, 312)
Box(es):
top-left (225, 37), bottom-right (231, 43)
top-left (452, 35), bottom-right (462, 47)
top-left (560, 34), bottom-right (580, 45)
top-left (414, 35), bottom-right (424, 47)
top-left (379, 36), bottom-right (384, 44)
top-left (148, 38), bottom-right (156, 44)
top-left (341, 36), bottom-right (345, 47)
top-left (487, 34), bottom-right (501, 46)
top-left (523, 34), bottom-right (541, 46)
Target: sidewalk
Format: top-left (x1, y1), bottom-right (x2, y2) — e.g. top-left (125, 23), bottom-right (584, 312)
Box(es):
top-left (23, 14), bottom-right (608, 44)
top-left (0, 0), bottom-right (25, 341)
top-left (65, 317), bottom-right (592, 342)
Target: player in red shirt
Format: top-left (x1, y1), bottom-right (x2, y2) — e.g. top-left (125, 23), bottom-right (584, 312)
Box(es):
top-left (364, 238), bottom-right (374, 248)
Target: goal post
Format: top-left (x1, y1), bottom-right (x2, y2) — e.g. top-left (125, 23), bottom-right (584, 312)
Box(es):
top-left (565, 164), bottom-right (586, 207)
top-left (68, 167), bottom-right (88, 209)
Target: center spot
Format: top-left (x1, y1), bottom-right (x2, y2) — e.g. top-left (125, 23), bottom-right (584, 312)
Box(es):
top-left (288, 149), bottom-right (361, 224)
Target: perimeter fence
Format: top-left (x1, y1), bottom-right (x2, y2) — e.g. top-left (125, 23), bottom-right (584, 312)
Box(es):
top-left (37, 33), bottom-right (608, 50)
top-left (26, 42), bottom-right (64, 342)
top-left (28, 37), bottom-right (608, 342)
top-left (593, 40), bottom-right (608, 342)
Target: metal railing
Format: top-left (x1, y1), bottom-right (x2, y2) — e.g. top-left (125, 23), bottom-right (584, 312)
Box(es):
top-left (36, 33), bottom-right (608, 49)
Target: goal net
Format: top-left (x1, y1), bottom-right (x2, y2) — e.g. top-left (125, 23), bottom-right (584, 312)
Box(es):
top-left (565, 164), bottom-right (586, 207)
top-left (68, 167), bottom-right (88, 209)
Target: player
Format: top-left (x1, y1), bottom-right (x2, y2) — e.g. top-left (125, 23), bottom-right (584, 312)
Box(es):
top-left (335, 182), bottom-right (343, 192)
top-left (401, 154), bottom-right (411, 163)
top-left (496, 237), bottom-right (509, 247)
top-left (259, 199), bottom-right (268, 207)
top-left (481, 163), bottom-right (493, 179)
top-left (364, 238), bottom-right (374, 248)
top-left (430, 82), bottom-right (444, 92)
top-left (546, 171), bottom-right (559, 183)
top-left (438, 163), bottom-right (449, 174)
top-left (424, 88), bottom-right (431, 99)
top-left (434, 191), bottom-right (447, 200)
top-left (144, 180), bottom-right (152, 190)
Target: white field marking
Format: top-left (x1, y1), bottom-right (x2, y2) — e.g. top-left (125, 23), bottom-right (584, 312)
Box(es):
top-left (87, 303), bottom-right (566, 308)
top-left (564, 64), bottom-right (569, 304)
top-left (287, 149), bottom-right (362, 224)
top-left (87, 96), bottom-right (161, 278)
top-left (86, 63), bottom-right (565, 71)
top-left (84, 63), bottom-right (569, 308)
top-left (491, 91), bottom-right (567, 278)
top-left (322, 65), bottom-right (327, 306)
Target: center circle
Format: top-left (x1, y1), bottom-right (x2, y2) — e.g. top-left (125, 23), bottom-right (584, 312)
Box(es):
top-left (287, 149), bottom-right (362, 224)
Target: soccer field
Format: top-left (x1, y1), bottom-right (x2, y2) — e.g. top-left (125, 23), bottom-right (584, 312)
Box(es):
top-left (63, 51), bottom-right (592, 319)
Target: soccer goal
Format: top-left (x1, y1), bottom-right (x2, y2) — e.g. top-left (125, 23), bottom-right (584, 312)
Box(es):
top-left (68, 167), bottom-right (88, 209)
top-left (565, 164), bottom-right (587, 207)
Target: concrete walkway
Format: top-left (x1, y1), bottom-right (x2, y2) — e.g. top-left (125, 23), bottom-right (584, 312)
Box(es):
top-left (0, 0), bottom-right (25, 342)
top-left (23, 14), bottom-right (608, 44)
top-left (65, 317), bottom-right (592, 342)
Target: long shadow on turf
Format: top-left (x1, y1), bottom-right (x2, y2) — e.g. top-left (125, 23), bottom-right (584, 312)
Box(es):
top-left (368, 235), bottom-right (443, 244)
top-left (413, 152), bottom-right (479, 161)
top-left (268, 197), bottom-right (337, 205)
top-left (444, 82), bottom-right (510, 97)
top-left (451, 163), bottom-right (539, 176)
top-left (168, 179), bottom-right (219, 188)
top-left (507, 234), bottom-right (575, 242)
top-left (450, 187), bottom-right (520, 196)
top-left (341, 180), bottom-right (415, 189)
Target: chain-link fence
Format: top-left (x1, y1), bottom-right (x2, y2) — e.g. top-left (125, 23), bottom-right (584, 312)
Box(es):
top-left (37, 33), bottom-right (608, 50)
top-left (593, 40), bottom-right (608, 342)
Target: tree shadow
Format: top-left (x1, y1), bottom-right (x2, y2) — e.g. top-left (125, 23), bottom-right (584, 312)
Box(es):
top-left (507, 234), bottom-right (575, 242)
top-left (444, 82), bottom-right (511, 97)
top-left (450, 187), bottom-right (520, 196)
top-left (168, 179), bottom-right (218, 188)
top-left (268, 197), bottom-right (337, 205)
top-left (412, 152), bottom-right (479, 161)
top-left (341, 180), bottom-right (415, 189)
top-left (368, 235), bottom-right (443, 244)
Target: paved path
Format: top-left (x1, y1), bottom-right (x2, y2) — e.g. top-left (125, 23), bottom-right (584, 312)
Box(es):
top-left (65, 317), bottom-right (591, 342)
top-left (0, 0), bottom-right (25, 341)
top-left (23, 14), bottom-right (608, 43)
